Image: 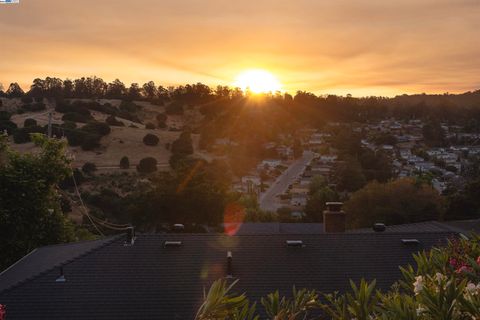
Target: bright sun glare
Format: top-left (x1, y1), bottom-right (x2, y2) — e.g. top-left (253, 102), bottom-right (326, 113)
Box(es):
top-left (234, 69), bottom-right (282, 94)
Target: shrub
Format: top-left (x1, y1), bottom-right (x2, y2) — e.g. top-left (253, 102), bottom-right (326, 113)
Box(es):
top-left (145, 122), bottom-right (156, 129)
top-left (0, 111), bottom-right (11, 120)
top-left (13, 126), bottom-right (44, 144)
top-left (105, 115), bottom-right (124, 126)
top-left (82, 162), bottom-right (97, 174)
top-left (165, 101), bottom-right (184, 115)
top-left (22, 103), bottom-right (46, 112)
top-left (80, 133), bottom-right (101, 150)
top-left (21, 96), bottom-right (33, 104)
top-left (24, 118), bottom-right (37, 127)
top-left (62, 112), bottom-right (93, 123)
top-left (120, 156), bottom-right (130, 169)
top-left (137, 157), bottom-right (157, 173)
top-left (156, 113), bottom-right (167, 122)
top-left (119, 101), bottom-right (139, 113)
top-left (61, 121), bottom-right (77, 130)
top-left (0, 120), bottom-right (17, 135)
top-left (143, 133), bottom-right (159, 146)
top-left (81, 121), bottom-right (111, 136)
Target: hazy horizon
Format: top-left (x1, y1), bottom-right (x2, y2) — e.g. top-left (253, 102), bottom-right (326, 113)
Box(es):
top-left (1, 0), bottom-right (479, 97)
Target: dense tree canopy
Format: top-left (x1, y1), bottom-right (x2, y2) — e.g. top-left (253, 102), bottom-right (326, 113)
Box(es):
top-left (344, 178), bottom-right (445, 228)
top-left (0, 134), bottom-right (77, 270)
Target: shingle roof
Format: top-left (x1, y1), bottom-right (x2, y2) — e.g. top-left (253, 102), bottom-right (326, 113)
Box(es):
top-left (222, 223), bottom-right (324, 234)
top-left (348, 221), bottom-right (459, 234)
top-left (0, 236), bottom-right (118, 293)
top-left (0, 232), bottom-right (456, 320)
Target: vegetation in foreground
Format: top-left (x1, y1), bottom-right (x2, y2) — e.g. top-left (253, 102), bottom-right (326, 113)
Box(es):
top-left (196, 235), bottom-right (480, 319)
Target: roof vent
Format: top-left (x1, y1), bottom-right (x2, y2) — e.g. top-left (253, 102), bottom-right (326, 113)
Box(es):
top-left (124, 226), bottom-right (135, 246)
top-left (164, 240), bottom-right (183, 247)
top-left (227, 251), bottom-right (233, 278)
top-left (55, 266), bottom-right (66, 283)
top-left (286, 240), bottom-right (304, 247)
top-left (373, 223), bottom-right (386, 232)
top-left (401, 239), bottom-right (420, 245)
top-left (173, 224), bottom-right (185, 233)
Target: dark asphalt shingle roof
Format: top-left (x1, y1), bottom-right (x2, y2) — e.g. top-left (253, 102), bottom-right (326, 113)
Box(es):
top-left (0, 232), bottom-right (456, 320)
top-left (348, 221), bottom-right (462, 234)
top-left (0, 236), bottom-right (117, 293)
top-left (222, 223), bottom-right (324, 234)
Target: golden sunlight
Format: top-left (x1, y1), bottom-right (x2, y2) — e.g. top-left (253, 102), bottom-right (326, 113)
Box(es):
top-left (234, 69), bottom-right (282, 94)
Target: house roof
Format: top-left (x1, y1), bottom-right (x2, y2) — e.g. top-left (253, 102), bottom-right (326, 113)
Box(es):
top-left (222, 223), bottom-right (324, 235)
top-left (348, 220), bottom-right (478, 235)
top-left (0, 232), bottom-right (456, 320)
top-left (0, 236), bottom-right (118, 293)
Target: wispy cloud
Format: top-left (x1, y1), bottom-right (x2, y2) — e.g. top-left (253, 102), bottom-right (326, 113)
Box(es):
top-left (0, 0), bottom-right (479, 96)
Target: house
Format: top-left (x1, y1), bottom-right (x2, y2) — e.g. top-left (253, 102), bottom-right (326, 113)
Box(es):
top-left (260, 159), bottom-right (282, 169)
top-left (290, 193), bottom-right (307, 206)
top-left (0, 227), bottom-right (457, 319)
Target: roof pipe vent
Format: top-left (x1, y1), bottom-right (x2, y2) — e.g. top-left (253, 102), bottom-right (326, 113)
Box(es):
top-left (55, 266), bottom-right (66, 283)
top-left (173, 224), bottom-right (185, 233)
top-left (373, 223), bottom-right (386, 232)
top-left (124, 226), bottom-right (135, 246)
top-left (164, 240), bottom-right (183, 247)
top-left (401, 239), bottom-right (420, 245)
top-left (286, 240), bottom-right (304, 247)
top-left (227, 251), bottom-right (233, 278)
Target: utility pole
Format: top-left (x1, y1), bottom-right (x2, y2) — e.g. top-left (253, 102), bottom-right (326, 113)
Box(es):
top-left (47, 112), bottom-right (52, 138)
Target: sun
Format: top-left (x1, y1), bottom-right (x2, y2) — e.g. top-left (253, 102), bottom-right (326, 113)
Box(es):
top-left (234, 69), bottom-right (282, 94)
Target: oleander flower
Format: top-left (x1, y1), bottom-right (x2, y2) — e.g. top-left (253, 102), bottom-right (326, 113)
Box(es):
top-left (413, 275), bottom-right (424, 295)
top-left (466, 283), bottom-right (477, 295)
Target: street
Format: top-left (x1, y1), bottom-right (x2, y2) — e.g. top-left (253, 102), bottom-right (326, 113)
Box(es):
top-left (259, 151), bottom-right (315, 212)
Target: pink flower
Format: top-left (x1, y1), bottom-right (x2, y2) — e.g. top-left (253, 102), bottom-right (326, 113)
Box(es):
top-left (456, 265), bottom-right (472, 274)
top-left (449, 258), bottom-right (458, 268)
top-left (477, 256), bottom-right (480, 266)
top-left (0, 304), bottom-right (5, 320)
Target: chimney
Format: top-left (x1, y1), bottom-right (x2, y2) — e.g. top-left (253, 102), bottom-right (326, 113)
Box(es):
top-left (323, 202), bottom-right (346, 233)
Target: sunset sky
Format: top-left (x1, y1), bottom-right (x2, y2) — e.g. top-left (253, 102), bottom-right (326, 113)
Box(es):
top-left (0, 0), bottom-right (479, 96)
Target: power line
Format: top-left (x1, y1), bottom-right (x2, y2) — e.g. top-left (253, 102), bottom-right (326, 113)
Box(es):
top-left (70, 166), bottom-right (105, 236)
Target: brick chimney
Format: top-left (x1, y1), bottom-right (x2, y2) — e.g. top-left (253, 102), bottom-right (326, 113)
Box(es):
top-left (323, 202), bottom-right (346, 233)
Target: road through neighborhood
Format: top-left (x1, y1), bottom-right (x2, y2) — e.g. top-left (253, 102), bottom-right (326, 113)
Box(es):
top-left (259, 151), bottom-right (315, 212)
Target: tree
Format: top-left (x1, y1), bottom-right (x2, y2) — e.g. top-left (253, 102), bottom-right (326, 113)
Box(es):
top-left (120, 156), bottom-right (130, 169)
top-left (423, 120), bottom-right (446, 147)
top-left (344, 178), bottom-right (445, 228)
top-left (171, 131), bottom-right (194, 155)
top-left (305, 186), bottom-right (338, 221)
top-left (142, 81), bottom-right (157, 100)
top-left (143, 133), bottom-right (160, 146)
top-left (23, 118), bottom-right (37, 127)
top-left (5, 82), bottom-right (24, 98)
top-left (0, 134), bottom-right (76, 270)
top-left (335, 158), bottom-right (366, 192)
top-left (137, 157), bottom-right (157, 173)
top-left (293, 139), bottom-right (303, 158)
top-left (82, 162), bottom-right (97, 175)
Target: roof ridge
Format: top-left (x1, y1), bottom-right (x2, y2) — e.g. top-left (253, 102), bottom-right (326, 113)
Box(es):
top-left (0, 234), bottom-right (123, 296)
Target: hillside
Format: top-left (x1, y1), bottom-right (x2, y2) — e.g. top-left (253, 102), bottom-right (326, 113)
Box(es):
top-left (0, 97), bottom-right (204, 170)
